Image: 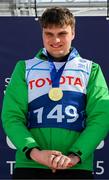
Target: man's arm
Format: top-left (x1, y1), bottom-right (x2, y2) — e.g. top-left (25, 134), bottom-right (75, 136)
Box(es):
top-left (1, 61), bottom-right (40, 154)
top-left (68, 63), bottom-right (109, 162)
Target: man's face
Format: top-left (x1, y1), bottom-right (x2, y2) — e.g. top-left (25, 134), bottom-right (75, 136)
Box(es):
top-left (42, 25), bottom-right (75, 59)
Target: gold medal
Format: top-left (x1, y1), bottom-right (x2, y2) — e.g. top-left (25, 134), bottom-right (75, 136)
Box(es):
top-left (49, 88), bottom-right (63, 101)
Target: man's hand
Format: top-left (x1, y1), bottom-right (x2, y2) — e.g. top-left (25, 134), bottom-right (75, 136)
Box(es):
top-left (49, 153), bottom-right (80, 170)
top-left (30, 148), bottom-right (62, 169)
top-left (50, 154), bottom-right (71, 170)
top-left (30, 148), bottom-right (80, 172)
top-left (68, 153), bottom-right (80, 166)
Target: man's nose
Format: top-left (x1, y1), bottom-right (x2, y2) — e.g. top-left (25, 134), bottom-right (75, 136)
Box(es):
top-left (53, 36), bottom-right (61, 43)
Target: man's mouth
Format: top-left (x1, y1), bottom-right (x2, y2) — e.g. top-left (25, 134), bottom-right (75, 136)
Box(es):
top-left (51, 44), bottom-right (62, 48)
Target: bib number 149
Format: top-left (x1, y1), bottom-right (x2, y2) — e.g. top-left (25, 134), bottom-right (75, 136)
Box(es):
top-left (33, 104), bottom-right (79, 123)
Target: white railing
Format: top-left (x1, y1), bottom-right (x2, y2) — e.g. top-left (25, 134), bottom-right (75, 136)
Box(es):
top-left (0, 0), bottom-right (108, 16)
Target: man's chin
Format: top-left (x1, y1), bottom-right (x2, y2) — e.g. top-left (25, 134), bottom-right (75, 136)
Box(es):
top-left (50, 52), bottom-right (66, 58)
top-left (52, 55), bottom-right (65, 59)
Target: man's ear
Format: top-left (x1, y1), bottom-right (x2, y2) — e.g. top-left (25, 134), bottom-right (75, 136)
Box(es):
top-left (72, 30), bottom-right (75, 40)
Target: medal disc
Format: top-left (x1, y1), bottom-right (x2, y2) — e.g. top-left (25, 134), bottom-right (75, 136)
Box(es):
top-left (49, 88), bottom-right (63, 101)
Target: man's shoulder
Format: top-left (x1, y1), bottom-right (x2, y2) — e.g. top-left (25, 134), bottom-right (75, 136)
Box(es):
top-left (79, 58), bottom-right (100, 72)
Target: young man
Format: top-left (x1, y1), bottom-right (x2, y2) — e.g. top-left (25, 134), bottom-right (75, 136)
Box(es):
top-left (1, 7), bottom-right (109, 179)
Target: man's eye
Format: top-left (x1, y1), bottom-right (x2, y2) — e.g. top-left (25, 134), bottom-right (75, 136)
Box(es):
top-left (60, 33), bottom-right (67, 36)
top-left (46, 33), bottom-right (53, 37)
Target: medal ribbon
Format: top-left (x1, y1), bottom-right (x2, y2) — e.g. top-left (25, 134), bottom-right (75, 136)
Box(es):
top-left (49, 61), bottom-right (65, 87)
top-left (47, 48), bottom-right (80, 88)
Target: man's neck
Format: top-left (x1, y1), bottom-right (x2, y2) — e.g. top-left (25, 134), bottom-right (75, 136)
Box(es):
top-left (47, 51), bottom-right (71, 62)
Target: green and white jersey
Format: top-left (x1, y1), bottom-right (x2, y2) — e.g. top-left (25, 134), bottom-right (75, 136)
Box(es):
top-left (2, 48), bottom-right (109, 171)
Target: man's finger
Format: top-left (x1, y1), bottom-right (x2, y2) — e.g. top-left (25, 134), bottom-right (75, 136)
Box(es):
top-left (52, 155), bottom-right (62, 169)
top-left (51, 150), bottom-right (62, 156)
top-left (52, 169), bottom-right (56, 173)
top-left (67, 162), bottom-right (73, 167)
top-left (49, 154), bottom-right (56, 165)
